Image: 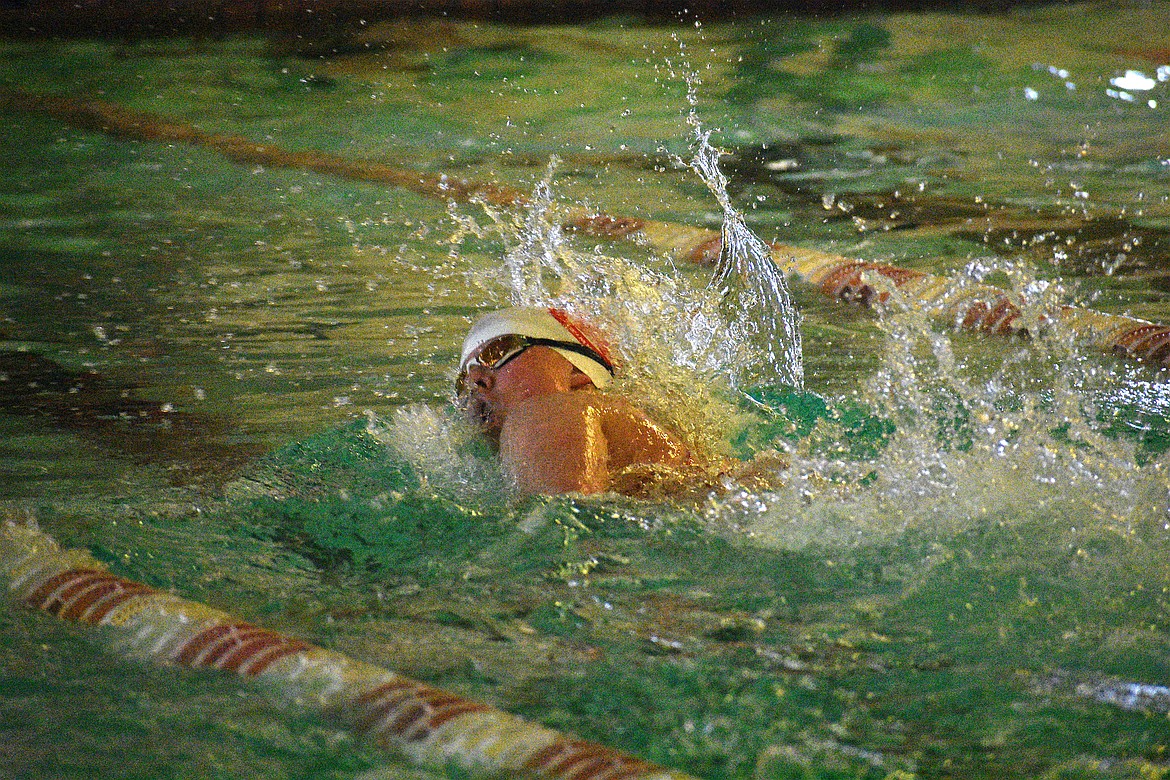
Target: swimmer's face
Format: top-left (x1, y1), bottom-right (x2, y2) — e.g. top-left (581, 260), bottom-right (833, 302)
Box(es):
top-left (460, 345), bottom-right (588, 437)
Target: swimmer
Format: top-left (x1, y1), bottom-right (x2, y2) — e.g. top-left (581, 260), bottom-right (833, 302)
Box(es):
top-left (457, 306), bottom-right (712, 497)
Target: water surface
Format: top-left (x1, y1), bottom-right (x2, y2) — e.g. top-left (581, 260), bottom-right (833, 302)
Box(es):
top-left (3, 4), bottom-right (1170, 778)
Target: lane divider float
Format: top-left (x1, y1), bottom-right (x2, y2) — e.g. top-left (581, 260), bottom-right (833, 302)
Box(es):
top-left (0, 522), bottom-right (699, 780)
top-left (617, 220), bottom-right (1170, 370)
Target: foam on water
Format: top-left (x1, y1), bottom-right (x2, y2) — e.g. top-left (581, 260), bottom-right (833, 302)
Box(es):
top-left (715, 257), bottom-right (1170, 552)
top-left (366, 407), bottom-right (508, 508)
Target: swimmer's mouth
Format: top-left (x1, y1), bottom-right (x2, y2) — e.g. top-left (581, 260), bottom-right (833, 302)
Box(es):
top-left (463, 394), bottom-right (499, 434)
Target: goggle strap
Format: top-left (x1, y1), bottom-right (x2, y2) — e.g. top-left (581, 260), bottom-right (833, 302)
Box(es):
top-left (519, 337), bottom-right (615, 374)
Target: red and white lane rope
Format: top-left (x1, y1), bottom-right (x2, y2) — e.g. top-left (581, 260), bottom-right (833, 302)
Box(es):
top-left (0, 522), bottom-right (699, 780)
top-left (631, 220), bottom-right (1170, 370)
top-left (780, 242), bottom-right (1170, 367)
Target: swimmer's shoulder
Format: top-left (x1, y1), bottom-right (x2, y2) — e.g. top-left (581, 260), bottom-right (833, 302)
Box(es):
top-left (498, 390), bottom-right (609, 495)
top-left (505, 389), bottom-right (691, 468)
top-left (499, 391), bottom-right (608, 458)
top-left (588, 392), bottom-right (696, 469)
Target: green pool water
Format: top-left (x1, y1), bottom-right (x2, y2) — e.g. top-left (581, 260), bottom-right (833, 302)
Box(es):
top-left (3, 4), bottom-right (1170, 778)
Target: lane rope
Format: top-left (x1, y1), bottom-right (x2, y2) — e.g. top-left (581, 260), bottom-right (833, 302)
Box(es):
top-left (629, 221), bottom-right (1170, 369)
top-left (0, 522), bottom-right (699, 780)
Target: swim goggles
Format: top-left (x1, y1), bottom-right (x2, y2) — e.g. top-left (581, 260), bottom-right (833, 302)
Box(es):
top-left (455, 334), bottom-right (614, 396)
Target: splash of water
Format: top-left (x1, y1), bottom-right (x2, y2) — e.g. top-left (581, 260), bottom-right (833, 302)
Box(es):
top-left (501, 158), bottom-right (570, 308)
top-left (687, 121), bottom-right (805, 391)
top-left (416, 76), bottom-right (1164, 551)
top-left (709, 256), bottom-right (1169, 551)
top-left (366, 407), bottom-right (509, 507)
top-left (667, 42), bottom-right (803, 390)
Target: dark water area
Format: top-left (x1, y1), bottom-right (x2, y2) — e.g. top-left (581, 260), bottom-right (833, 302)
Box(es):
top-left (1, 0), bottom-right (1045, 38)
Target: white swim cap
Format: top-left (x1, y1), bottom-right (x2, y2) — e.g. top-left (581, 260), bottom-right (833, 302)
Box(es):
top-left (459, 306), bottom-right (616, 389)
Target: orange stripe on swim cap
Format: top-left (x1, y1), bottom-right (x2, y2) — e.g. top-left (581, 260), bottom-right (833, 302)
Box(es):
top-left (547, 308), bottom-right (616, 370)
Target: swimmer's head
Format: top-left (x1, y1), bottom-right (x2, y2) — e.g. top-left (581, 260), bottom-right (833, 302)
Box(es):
top-left (457, 306), bottom-right (615, 396)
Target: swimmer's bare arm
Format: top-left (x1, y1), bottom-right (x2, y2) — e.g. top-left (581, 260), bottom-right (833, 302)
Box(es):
top-left (498, 393), bottom-right (610, 495)
top-left (497, 392), bottom-right (695, 496)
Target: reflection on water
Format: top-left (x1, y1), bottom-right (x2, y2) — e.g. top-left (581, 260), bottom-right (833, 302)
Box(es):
top-left (3, 4), bottom-right (1170, 779)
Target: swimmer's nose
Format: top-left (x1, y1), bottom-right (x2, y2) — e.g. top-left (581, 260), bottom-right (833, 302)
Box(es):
top-left (465, 363), bottom-right (494, 392)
